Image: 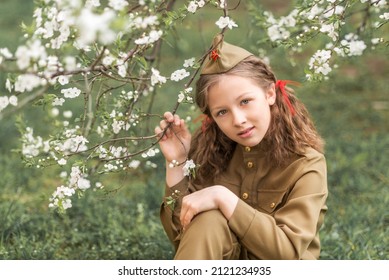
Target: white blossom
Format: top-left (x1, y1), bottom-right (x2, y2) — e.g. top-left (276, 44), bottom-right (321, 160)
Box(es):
top-left (52, 97), bottom-right (65, 106)
top-left (57, 135), bottom-right (89, 154)
top-left (309, 49), bottom-right (332, 75)
top-left (117, 64), bottom-right (127, 78)
top-left (57, 75), bottom-right (69, 85)
top-left (178, 93), bottom-right (185, 103)
top-left (341, 33), bottom-right (367, 56)
top-left (77, 177), bottom-right (91, 190)
top-left (86, 0), bottom-right (101, 8)
top-left (348, 40), bottom-right (367, 56)
top-left (0, 48), bottom-right (12, 59)
top-left (323, 5), bottom-right (345, 18)
top-left (279, 10), bottom-right (298, 28)
top-left (149, 30), bottom-right (163, 42)
top-left (150, 68), bottom-right (167, 86)
top-left (197, 0), bottom-right (205, 7)
top-left (0, 96), bottom-right (9, 112)
top-left (14, 74), bottom-right (43, 93)
top-left (146, 161), bottom-right (157, 168)
top-left (178, 87), bottom-right (193, 103)
top-left (104, 163), bottom-right (118, 171)
top-left (5, 79), bottom-right (12, 92)
top-left (9, 96), bottom-right (18, 106)
top-left (371, 38), bottom-right (383, 45)
top-left (304, 5), bottom-right (323, 20)
top-left (112, 119), bottom-right (123, 134)
top-left (15, 40), bottom-right (47, 70)
top-left (170, 69), bottom-right (190, 81)
top-left (141, 148), bottom-right (159, 158)
top-left (267, 25), bottom-right (290, 41)
top-left (61, 199), bottom-right (72, 209)
top-left (108, 0), bottom-right (128, 11)
top-left (102, 55), bottom-right (115, 66)
top-left (320, 23), bottom-right (338, 41)
top-left (61, 87), bottom-right (81, 98)
top-left (135, 30), bottom-right (163, 45)
top-left (21, 127), bottom-right (44, 158)
top-left (215, 16), bottom-right (238, 29)
top-left (379, 13), bottom-right (389, 20)
top-left (187, 1), bottom-right (198, 13)
top-left (58, 158), bottom-right (67, 165)
top-left (49, 185), bottom-right (75, 210)
top-left (183, 159), bottom-right (196, 177)
top-left (132, 15), bottom-right (159, 29)
top-left (64, 56), bottom-right (77, 71)
top-left (128, 160), bottom-right (141, 169)
top-left (51, 108), bottom-right (60, 117)
top-left (76, 8), bottom-right (116, 48)
top-left (183, 57), bottom-right (195, 68)
top-left (63, 110), bottom-right (73, 118)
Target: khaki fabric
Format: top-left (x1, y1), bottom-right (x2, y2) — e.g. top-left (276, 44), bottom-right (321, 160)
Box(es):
top-left (160, 142), bottom-right (328, 259)
top-left (200, 34), bottom-right (253, 75)
top-left (174, 210), bottom-right (241, 260)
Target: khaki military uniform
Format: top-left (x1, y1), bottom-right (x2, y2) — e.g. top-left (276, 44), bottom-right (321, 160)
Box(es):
top-left (160, 142), bottom-right (328, 259)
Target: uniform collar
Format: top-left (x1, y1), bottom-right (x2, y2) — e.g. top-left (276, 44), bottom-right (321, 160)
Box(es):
top-left (239, 140), bottom-right (269, 158)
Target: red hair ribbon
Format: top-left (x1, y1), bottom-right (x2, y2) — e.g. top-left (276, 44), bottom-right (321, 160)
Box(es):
top-left (193, 114), bottom-right (213, 133)
top-left (275, 80), bottom-right (300, 116)
top-left (201, 115), bottom-right (213, 133)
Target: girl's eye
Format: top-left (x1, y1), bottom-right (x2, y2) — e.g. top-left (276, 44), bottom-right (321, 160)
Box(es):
top-left (241, 99), bottom-right (250, 105)
top-left (217, 109), bottom-right (227, 116)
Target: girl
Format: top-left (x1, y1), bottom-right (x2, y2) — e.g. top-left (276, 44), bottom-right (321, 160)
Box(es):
top-left (155, 34), bottom-right (328, 260)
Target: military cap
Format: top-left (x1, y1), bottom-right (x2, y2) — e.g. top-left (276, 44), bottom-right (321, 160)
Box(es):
top-left (200, 34), bottom-right (253, 75)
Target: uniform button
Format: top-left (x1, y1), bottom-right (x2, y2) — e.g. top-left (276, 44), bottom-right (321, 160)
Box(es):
top-left (242, 192), bottom-right (249, 200)
top-left (270, 202), bottom-right (276, 209)
top-left (245, 146), bottom-right (251, 152)
top-left (247, 161), bottom-right (253, 168)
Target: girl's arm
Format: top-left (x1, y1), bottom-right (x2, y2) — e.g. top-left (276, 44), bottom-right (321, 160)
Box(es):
top-left (179, 185), bottom-right (239, 230)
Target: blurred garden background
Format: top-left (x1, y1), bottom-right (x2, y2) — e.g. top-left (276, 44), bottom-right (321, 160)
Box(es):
top-left (0, 0), bottom-right (388, 259)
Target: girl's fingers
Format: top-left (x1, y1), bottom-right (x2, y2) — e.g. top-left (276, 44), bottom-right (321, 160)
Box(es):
top-left (163, 112), bottom-right (182, 127)
top-left (163, 111), bottom-right (174, 123)
top-left (173, 114), bottom-right (181, 126)
top-left (180, 208), bottom-right (192, 229)
top-left (159, 119), bottom-right (168, 130)
top-left (156, 113), bottom-right (185, 138)
top-left (154, 126), bottom-right (166, 140)
top-left (180, 198), bottom-right (198, 229)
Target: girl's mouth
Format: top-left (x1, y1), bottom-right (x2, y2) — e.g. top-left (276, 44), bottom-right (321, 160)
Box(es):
top-left (238, 127), bottom-right (254, 138)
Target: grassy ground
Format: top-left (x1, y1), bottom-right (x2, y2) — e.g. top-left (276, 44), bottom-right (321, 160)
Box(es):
top-left (0, 1), bottom-right (388, 259)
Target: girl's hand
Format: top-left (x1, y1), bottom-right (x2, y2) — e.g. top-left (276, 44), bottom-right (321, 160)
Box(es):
top-left (155, 112), bottom-right (191, 163)
top-left (180, 185), bottom-right (239, 230)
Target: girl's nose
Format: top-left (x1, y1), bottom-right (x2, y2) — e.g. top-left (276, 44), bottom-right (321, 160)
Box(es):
top-left (232, 109), bottom-right (246, 126)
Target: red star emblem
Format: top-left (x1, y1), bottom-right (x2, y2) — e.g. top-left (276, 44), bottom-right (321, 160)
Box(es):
top-left (210, 49), bottom-right (220, 61)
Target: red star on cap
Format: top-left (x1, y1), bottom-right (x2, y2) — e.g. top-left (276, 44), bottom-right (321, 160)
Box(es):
top-left (210, 49), bottom-right (220, 61)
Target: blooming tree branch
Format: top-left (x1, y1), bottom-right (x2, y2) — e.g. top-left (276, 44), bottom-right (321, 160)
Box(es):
top-left (249, 0), bottom-right (387, 81)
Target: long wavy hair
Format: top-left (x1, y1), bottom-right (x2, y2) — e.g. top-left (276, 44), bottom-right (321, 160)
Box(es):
top-left (188, 56), bottom-right (325, 185)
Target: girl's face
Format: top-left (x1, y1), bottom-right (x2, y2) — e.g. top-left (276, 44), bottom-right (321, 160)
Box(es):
top-left (208, 75), bottom-right (276, 147)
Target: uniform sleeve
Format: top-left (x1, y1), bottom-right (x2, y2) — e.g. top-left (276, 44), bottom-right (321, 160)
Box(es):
top-left (159, 177), bottom-right (189, 251)
top-left (228, 154), bottom-right (328, 259)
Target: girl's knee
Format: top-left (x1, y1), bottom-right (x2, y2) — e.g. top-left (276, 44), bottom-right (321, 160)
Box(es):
top-left (175, 210), bottom-right (240, 259)
top-left (182, 209), bottom-right (234, 244)
top-left (189, 209), bottom-right (228, 230)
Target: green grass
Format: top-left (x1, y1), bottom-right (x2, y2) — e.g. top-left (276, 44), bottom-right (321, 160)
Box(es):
top-left (0, 0), bottom-right (388, 260)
